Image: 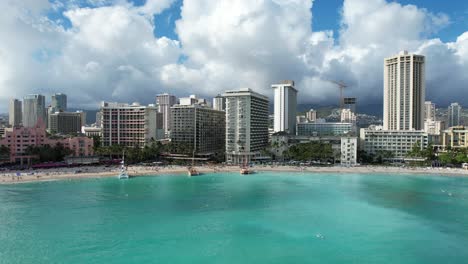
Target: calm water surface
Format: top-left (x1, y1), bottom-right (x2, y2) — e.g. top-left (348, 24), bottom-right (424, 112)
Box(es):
top-left (1, 172), bottom-right (468, 263)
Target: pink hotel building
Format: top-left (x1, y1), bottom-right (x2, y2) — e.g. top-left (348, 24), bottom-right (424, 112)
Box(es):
top-left (0, 120), bottom-right (94, 165)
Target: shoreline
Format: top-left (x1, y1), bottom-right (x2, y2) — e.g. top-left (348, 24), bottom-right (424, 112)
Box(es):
top-left (1, 165), bottom-right (467, 185)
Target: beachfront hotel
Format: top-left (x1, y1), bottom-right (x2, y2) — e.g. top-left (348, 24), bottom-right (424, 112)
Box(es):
top-left (156, 93), bottom-right (177, 138)
top-left (170, 103), bottom-right (225, 157)
top-left (0, 119), bottom-right (93, 165)
top-left (341, 136), bottom-right (358, 166)
top-left (360, 126), bottom-right (428, 159)
top-left (100, 102), bottom-right (164, 147)
top-left (383, 51), bottom-right (425, 131)
top-left (223, 88), bottom-right (269, 164)
top-left (272, 80), bottom-right (298, 135)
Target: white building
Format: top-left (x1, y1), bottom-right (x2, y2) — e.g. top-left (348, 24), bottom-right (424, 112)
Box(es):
top-left (100, 102), bottom-right (164, 147)
top-left (156, 93), bottom-right (177, 137)
top-left (340, 108), bottom-right (356, 124)
top-left (360, 127), bottom-right (428, 159)
top-left (82, 126), bottom-right (102, 137)
top-left (306, 109), bottom-right (317, 122)
top-left (22, 94), bottom-right (46, 128)
top-left (383, 51), bottom-right (425, 131)
top-left (223, 88), bottom-right (269, 164)
top-left (213, 94), bottom-right (226, 111)
top-left (424, 120), bottom-right (444, 135)
top-left (9, 99), bottom-right (22, 127)
top-left (448, 102), bottom-right (462, 127)
top-left (424, 101), bottom-right (436, 121)
top-left (272, 80), bottom-right (297, 135)
top-left (341, 137), bottom-right (357, 166)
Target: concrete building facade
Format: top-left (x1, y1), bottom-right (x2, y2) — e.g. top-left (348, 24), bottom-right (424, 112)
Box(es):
top-left (306, 109), bottom-right (317, 122)
top-left (170, 104), bottom-right (225, 156)
top-left (383, 51), bottom-right (425, 131)
top-left (440, 126), bottom-right (468, 150)
top-left (223, 88), bottom-right (269, 164)
top-left (9, 99), bottom-right (22, 127)
top-left (0, 120), bottom-right (93, 164)
top-left (448, 102), bottom-right (462, 127)
top-left (297, 122), bottom-right (353, 137)
top-left (100, 102), bottom-right (163, 147)
top-left (213, 94), bottom-right (226, 111)
top-left (272, 80), bottom-right (297, 135)
top-left (424, 101), bottom-right (436, 122)
top-left (48, 112), bottom-right (83, 134)
top-left (51, 93), bottom-right (67, 112)
top-left (360, 127), bottom-right (428, 159)
top-left (156, 93), bottom-right (177, 137)
top-left (341, 137), bottom-right (358, 166)
top-left (23, 94), bottom-right (46, 128)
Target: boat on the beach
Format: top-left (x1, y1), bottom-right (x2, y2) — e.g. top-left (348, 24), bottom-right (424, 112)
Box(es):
top-left (240, 155), bottom-right (252, 175)
top-left (187, 149), bottom-right (200, 176)
top-left (187, 166), bottom-right (199, 176)
top-left (118, 152), bottom-right (129, 179)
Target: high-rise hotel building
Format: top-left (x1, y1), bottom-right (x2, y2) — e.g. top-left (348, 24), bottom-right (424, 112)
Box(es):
top-left (171, 103), bottom-right (225, 157)
top-left (23, 94), bottom-right (46, 128)
top-left (100, 102), bottom-right (163, 147)
top-left (156, 93), bottom-right (177, 137)
top-left (9, 99), bottom-right (22, 127)
top-left (223, 88), bottom-right (269, 164)
top-left (448, 102), bottom-right (462, 127)
top-left (383, 51), bottom-right (425, 131)
top-left (272, 80), bottom-right (297, 135)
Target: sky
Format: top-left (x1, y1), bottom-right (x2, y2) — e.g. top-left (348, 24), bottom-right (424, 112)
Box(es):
top-left (0, 0), bottom-right (467, 112)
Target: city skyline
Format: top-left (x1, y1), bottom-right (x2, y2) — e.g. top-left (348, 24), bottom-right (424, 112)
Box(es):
top-left (0, 0), bottom-right (467, 112)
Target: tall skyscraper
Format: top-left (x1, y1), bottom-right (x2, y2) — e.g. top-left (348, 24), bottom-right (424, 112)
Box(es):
top-left (223, 88), bottom-right (269, 164)
top-left (22, 94), bottom-right (46, 127)
top-left (424, 101), bottom-right (436, 121)
top-left (448, 102), bottom-right (462, 127)
top-left (272, 80), bottom-right (297, 135)
top-left (51, 93), bottom-right (67, 112)
top-left (156, 93), bottom-right (177, 137)
top-left (213, 94), bottom-right (226, 111)
top-left (9, 99), bottom-right (22, 127)
top-left (383, 51), bottom-right (425, 131)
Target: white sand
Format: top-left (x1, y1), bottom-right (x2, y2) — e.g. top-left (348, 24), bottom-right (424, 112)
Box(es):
top-left (1, 164), bottom-right (467, 185)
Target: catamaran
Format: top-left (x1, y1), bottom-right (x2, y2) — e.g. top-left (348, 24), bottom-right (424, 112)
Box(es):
top-left (118, 152), bottom-right (129, 179)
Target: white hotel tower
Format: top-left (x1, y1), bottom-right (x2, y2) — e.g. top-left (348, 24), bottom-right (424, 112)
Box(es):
top-left (383, 51), bottom-right (425, 131)
top-left (272, 80), bottom-right (297, 135)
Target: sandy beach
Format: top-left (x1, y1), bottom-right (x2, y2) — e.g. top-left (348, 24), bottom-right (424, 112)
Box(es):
top-left (1, 164), bottom-right (467, 185)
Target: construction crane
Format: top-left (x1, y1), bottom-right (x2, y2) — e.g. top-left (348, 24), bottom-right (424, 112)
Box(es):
top-left (328, 80), bottom-right (348, 109)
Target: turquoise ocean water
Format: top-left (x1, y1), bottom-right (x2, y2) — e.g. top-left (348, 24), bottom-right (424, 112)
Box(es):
top-left (1, 172), bottom-right (468, 263)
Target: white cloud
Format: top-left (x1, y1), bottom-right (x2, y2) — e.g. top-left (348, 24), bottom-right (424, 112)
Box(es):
top-left (0, 0), bottom-right (467, 113)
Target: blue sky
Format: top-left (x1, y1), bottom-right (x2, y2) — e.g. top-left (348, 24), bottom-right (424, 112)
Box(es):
top-left (48, 0), bottom-right (468, 42)
top-left (1, 0), bottom-right (468, 111)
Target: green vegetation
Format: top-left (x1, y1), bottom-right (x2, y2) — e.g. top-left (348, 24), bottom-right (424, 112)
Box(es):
top-left (95, 141), bottom-right (164, 164)
top-left (285, 142), bottom-right (334, 162)
top-left (358, 150), bottom-right (395, 164)
top-left (438, 148), bottom-right (468, 165)
top-left (0, 145), bottom-right (10, 161)
top-left (25, 143), bottom-right (73, 162)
